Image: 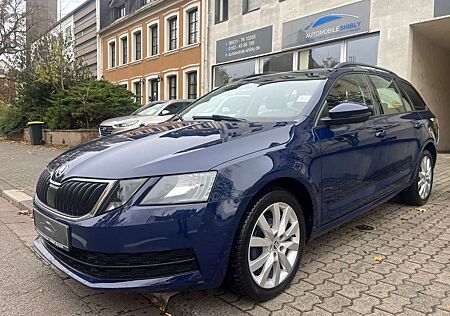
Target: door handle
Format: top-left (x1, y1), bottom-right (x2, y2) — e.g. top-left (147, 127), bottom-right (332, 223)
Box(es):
top-left (375, 130), bottom-right (387, 138)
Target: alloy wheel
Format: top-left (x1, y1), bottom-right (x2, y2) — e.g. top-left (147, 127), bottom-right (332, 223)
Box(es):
top-left (247, 202), bottom-right (300, 289)
top-left (418, 155), bottom-right (432, 200)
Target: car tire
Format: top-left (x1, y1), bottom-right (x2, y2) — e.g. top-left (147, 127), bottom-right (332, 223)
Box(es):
top-left (226, 189), bottom-right (306, 301)
top-left (399, 150), bottom-right (434, 206)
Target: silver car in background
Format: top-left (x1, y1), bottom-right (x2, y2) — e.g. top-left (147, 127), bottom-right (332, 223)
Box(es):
top-left (99, 99), bottom-right (194, 136)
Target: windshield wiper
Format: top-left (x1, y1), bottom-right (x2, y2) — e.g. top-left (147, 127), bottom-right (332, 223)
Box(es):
top-left (171, 113), bottom-right (185, 121)
top-left (192, 115), bottom-right (247, 122)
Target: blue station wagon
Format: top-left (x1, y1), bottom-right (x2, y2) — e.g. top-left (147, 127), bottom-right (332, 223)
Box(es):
top-left (33, 63), bottom-right (438, 301)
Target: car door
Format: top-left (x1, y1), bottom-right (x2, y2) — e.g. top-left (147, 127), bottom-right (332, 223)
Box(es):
top-left (368, 75), bottom-right (421, 193)
top-left (315, 73), bottom-right (389, 225)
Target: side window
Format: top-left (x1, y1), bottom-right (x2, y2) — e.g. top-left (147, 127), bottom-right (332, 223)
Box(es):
top-left (399, 81), bottom-right (427, 111)
top-left (164, 103), bottom-right (184, 115)
top-left (325, 74), bottom-right (374, 113)
top-left (369, 75), bottom-right (407, 114)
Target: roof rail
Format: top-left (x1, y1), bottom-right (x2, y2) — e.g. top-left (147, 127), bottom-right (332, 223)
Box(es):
top-left (333, 62), bottom-right (395, 75)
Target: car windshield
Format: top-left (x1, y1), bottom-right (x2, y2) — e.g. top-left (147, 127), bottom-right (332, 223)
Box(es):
top-left (133, 102), bottom-right (166, 116)
top-left (181, 77), bottom-right (326, 122)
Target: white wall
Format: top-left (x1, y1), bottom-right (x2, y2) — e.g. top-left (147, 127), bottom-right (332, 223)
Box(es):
top-left (206, 0), bottom-right (436, 90)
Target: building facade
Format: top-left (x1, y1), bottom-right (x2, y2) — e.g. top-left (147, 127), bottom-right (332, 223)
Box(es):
top-left (206, 0), bottom-right (450, 151)
top-left (98, 0), bottom-right (205, 105)
top-left (26, 0), bottom-right (58, 45)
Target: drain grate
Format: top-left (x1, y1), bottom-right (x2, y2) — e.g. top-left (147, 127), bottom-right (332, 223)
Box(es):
top-left (355, 224), bottom-right (376, 231)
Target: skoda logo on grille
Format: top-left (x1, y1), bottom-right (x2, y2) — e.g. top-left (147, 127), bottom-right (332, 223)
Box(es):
top-left (54, 163), bottom-right (68, 179)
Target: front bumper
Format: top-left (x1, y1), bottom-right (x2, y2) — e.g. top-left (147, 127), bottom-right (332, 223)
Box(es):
top-left (33, 199), bottom-right (240, 291)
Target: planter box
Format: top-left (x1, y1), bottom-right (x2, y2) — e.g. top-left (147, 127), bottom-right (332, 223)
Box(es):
top-left (24, 128), bottom-right (99, 147)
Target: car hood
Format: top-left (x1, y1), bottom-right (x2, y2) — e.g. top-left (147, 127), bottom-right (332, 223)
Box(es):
top-left (48, 119), bottom-right (299, 180)
top-left (100, 115), bottom-right (145, 126)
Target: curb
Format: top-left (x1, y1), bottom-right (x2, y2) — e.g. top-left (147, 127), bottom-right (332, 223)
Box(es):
top-left (0, 178), bottom-right (33, 212)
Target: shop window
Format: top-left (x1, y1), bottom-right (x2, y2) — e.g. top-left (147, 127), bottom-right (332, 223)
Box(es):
top-left (243, 0), bottom-right (261, 14)
top-left (303, 43), bottom-right (341, 69)
top-left (214, 59), bottom-right (256, 87)
top-left (261, 52), bottom-right (294, 74)
top-left (168, 76), bottom-right (177, 99)
top-left (347, 34), bottom-right (379, 65)
top-left (369, 75), bottom-right (408, 114)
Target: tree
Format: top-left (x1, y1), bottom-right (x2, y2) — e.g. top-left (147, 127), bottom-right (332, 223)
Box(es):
top-left (45, 80), bottom-right (138, 129)
top-left (0, 0), bottom-right (28, 56)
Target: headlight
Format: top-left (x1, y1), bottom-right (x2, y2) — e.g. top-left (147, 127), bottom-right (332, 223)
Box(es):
top-left (115, 119), bottom-right (139, 128)
top-left (140, 171), bottom-right (217, 205)
top-left (100, 178), bottom-right (147, 213)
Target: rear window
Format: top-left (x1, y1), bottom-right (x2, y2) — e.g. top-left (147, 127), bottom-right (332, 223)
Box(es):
top-left (398, 80), bottom-right (427, 111)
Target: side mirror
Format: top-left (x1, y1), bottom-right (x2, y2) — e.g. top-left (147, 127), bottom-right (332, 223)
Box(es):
top-left (321, 103), bottom-right (371, 126)
top-left (160, 109), bottom-right (170, 116)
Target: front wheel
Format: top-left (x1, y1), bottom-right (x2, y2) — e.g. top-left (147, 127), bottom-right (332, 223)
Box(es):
top-left (226, 189), bottom-right (306, 301)
top-left (399, 150), bottom-right (434, 206)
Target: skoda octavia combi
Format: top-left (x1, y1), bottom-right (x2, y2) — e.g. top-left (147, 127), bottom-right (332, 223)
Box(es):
top-left (33, 63), bottom-right (438, 301)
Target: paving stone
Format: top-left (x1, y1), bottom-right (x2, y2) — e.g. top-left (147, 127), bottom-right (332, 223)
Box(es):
top-left (407, 293), bottom-right (442, 314)
top-left (364, 281), bottom-right (396, 299)
top-left (394, 280), bottom-right (424, 298)
top-left (288, 292), bottom-right (323, 312)
top-left (421, 281), bottom-right (450, 299)
top-left (337, 280), bottom-right (369, 299)
top-left (377, 294), bottom-right (410, 314)
top-left (284, 280), bottom-right (314, 297)
top-left (316, 293), bottom-right (351, 313)
top-left (347, 294), bottom-right (381, 314)
top-left (247, 305), bottom-right (271, 316)
top-left (258, 292), bottom-right (294, 311)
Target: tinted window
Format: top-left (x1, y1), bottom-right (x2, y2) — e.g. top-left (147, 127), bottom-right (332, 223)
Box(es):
top-left (399, 81), bottom-right (427, 111)
top-left (346, 35), bottom-right (379, 65)
top-left (214, 59), bottom-right (255, 87)
top-left (164, 103), bottom-right (185, 115)
top-left (369, 75), bottom-right (407, 114)
top-left (261, 52), bottom-right (293, 74)
top-left (325, 74), bottom-right (373, 112)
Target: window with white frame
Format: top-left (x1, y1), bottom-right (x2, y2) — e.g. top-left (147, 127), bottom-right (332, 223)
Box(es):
top-left (147, 77), bottom-right (160, 101)
top-left (115, 4), bottom-right (126, 20)
top-left (148, 22), bottom-right (159, 56)
top-left (133, 30), bottom-right (142, 61)
top-left (167, 15), bottom-right (178, 51)
top-left (119, 35), bottom-right (128, 65)
top-left (108, 39), bottom-right (116, 68)
top-left (133, 80), bottom-right (143, 104)
top-left (168, 75), bottom-right (177, 99)
top-left (187, 8), bottom-right (198, 45)
top-left (187, 71), bottom-right (198, 99)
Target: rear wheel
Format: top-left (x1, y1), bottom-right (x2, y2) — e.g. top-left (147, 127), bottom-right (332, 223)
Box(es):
top-left (399, 150), bottom-right (434, 206)
top-left (226, 189), bottom-right (306, 301)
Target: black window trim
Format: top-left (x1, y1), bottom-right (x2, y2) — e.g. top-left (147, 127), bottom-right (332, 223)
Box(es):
top-left (314, 71), bottom-right (378, 127)
top-left (367, 73), bottom-right (416, 117)
top-left (396, 78), bottom-right (428, 112)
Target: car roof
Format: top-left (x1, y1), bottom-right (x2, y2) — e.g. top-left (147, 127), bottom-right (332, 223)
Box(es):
top-left (235, 62), bottom-right (398, 85)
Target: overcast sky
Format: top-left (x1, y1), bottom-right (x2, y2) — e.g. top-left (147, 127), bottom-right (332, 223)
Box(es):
top-left (59, 0), bottom-right (88, 19)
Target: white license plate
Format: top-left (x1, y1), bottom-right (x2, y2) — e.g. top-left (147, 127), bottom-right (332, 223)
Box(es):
top-left (34, 209), bottom-right (70, 251)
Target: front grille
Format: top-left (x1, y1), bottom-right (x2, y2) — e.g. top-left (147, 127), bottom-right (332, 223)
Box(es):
top-left (54, 181), bottom-right (108, 217)
top-left (43, 240), bottom-right (199, 280)
top-left (99, 126), bottom-right (114, 136)
top-left (36, 169), bottom-right (51, 204)
top-left (35, 170), bottom-right (108, 217)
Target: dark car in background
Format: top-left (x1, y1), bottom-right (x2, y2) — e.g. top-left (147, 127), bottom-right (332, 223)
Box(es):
top-left (33, 63), bottom-right (438, 301)
top-left (99, 99), bottom-right (194, 136)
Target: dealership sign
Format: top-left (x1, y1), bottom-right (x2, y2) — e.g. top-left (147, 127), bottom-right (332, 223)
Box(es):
top-left (282, 0), bottom-right (370, 49)
top-left (216, 26), bottom-right (273, 63)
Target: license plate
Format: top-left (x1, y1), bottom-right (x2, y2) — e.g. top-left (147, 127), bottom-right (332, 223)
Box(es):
top-left (34, 209), bottom-right (70, 251)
